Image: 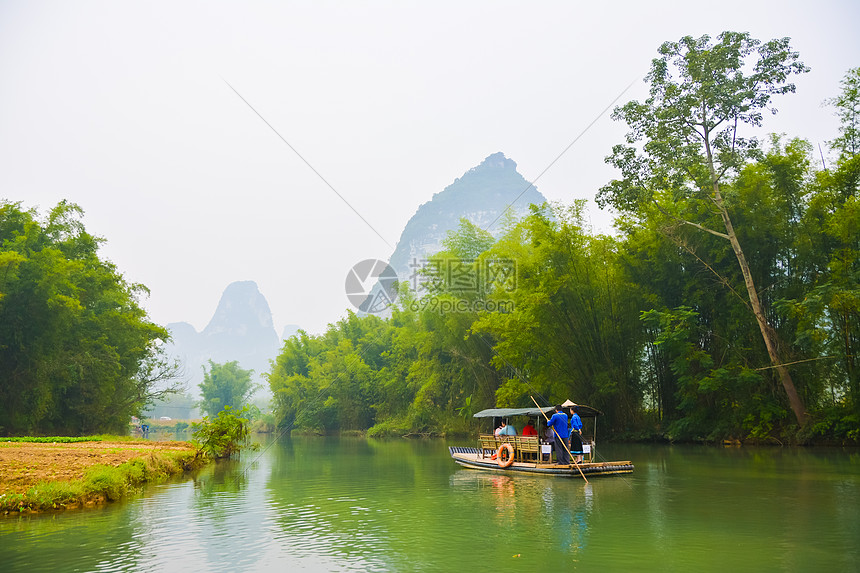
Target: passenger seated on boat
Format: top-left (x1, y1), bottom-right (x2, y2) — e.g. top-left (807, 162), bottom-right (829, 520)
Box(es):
top-left (542, 426), bottom-right (554, 461)
top-left (522, 421), bottom-right (537, 436)
top-left (499, 419), bottom-right (517, 436)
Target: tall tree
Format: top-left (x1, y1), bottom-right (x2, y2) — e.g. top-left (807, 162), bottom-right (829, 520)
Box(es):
top-left (597, 32), bottom-right (811, 426)
top-left (199, 360), bottom-right (257, 418)
top-left (826, 67), bottom-right (860, 159)
top-left (0, 201), bottom-right (180, 435)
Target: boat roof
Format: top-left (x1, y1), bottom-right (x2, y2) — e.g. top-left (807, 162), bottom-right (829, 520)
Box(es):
top-left (473, 404), bottom-right (602, 419)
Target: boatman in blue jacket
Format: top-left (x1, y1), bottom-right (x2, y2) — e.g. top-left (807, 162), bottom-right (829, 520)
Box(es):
top-left (546, 405), bottom-right (570, 465)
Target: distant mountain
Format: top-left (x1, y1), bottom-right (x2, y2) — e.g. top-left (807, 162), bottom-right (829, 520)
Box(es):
top-left (353, 152), bottom-right (547, 313)
top-left (281, 324), bottom-right (302, 340)
top-left (388, 152), bottom-right (547, 278)
top-left (165, 281), bottom-right (281, 398)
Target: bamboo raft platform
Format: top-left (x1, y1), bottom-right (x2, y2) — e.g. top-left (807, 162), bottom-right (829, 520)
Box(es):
top-left (449, 446), bottom-right (634, 477)
top-left (450, 402), bottom-right (634, 479)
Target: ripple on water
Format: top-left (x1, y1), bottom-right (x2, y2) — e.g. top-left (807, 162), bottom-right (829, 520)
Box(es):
top-left (2, 441), bottom-right (859, 572)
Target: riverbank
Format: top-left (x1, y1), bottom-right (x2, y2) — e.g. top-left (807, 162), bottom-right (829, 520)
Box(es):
top-left (0, 438), bottom-right (206, 514)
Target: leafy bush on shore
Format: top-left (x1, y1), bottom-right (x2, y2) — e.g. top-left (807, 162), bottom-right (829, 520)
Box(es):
top-left (191, 406), bottom-right (258, 459)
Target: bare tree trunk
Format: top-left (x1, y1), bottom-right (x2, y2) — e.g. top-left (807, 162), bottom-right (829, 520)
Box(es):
top-left (704, 135), bottom-right (808, 426)
top-left (703, 142), bottom-right (808, 425)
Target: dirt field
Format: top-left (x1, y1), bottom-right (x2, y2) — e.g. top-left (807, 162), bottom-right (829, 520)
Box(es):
top-left (0, 440), bottom-right (196, 495)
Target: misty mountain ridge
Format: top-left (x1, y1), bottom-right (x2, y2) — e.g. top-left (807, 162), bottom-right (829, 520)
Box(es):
top-left (281, 324), bottom-right (302, 340)
top-left (387, 152), bottom-right (547, 278)
top-left (165, 281), bottom-right (281, 398)
top-left (163, 153), bottom-right (545, 393)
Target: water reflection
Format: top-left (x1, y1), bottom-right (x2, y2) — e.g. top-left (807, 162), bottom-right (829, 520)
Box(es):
top-left (448, 468), bottom-right (598, 560)
top-left (0, 440), bottom-right (858, 572)
top-left (262, 436), bottom-right (414, 571)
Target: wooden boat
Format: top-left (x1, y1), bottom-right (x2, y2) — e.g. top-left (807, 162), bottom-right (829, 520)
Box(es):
top-left (449, 404), bottom-right (633, 478)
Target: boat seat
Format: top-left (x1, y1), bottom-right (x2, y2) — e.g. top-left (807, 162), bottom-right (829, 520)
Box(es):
top-left (477, 434), bottom-right (539, 462)
top-left (478, 434), bottom-right (497, 458)
top-left (515, 436), bottom-right (540, 462)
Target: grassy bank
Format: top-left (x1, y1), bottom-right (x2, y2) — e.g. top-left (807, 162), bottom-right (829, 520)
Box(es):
top-left (0, 440), bottom-right (207, 514)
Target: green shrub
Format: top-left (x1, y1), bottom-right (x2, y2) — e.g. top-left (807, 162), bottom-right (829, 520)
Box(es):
top-left (191, 406), bottom-right (258, 459)
top-left (367, 417), bottom-right (411, 438)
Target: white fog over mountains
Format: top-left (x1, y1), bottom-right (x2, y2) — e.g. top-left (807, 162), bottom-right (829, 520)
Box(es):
top-left (5, 2), bottom-right (853, 338)
top-left (166, 152), bottom-right (547, 395)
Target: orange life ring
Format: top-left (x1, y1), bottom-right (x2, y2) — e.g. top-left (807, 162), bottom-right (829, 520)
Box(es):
top-left (496, 443), bottom-right (515, 468)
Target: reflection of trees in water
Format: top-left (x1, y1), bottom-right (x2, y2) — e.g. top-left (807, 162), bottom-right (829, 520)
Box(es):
top-left (262, 436), bottom-right (424, 569)
top-left (0, 502), bottom-right (145, 572)
top-left (6, 441), bottom-right (858, 571)
top-left (187, 455), bottom-right (274, 571)
top-left (192, 459), bottom-right (247, 515)
top-left (265, 436), bottom-right (615, 569)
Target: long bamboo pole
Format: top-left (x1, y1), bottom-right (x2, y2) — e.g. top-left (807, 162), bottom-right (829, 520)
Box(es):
top-left (530, 395), bottom-right (588, 484)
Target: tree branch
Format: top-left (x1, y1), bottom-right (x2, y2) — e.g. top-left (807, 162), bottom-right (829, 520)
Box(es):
top-left (663, 229), bottom-right (752, 311)
top-left (652, 200), bottom-right (730, 240)
top-left (682, 118), bottom-right (706, 140)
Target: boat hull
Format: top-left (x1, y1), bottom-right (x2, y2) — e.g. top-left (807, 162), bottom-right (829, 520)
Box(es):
top-left (448, 447), bottom-right (633, 477)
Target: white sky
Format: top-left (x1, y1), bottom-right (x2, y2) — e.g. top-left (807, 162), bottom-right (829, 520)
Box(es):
top-left (1, 1), bottom-right (857, 335)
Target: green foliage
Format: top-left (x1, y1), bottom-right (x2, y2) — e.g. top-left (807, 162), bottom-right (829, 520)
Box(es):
top-left (826, 67), bottom-right (860, 158)
top-left (473, 202), bottom-right (645, 429)
top-left (455, 394), bottom-right (473, 421)
top-left (775, 153), bottom-right (860, 417)
top-left (598, 31), bottom-right (808, 213)
top-left (84, 464), bottom-right (129, 501)
top-left (191, 406), bottom-right (257, 459)
top-left (199, 361), bottom-right (258, 418)
top-left (268, 313), bottom-right (409, 434)
top-left (0, 201), bottom-right (181, 436)
top-left (640, 307), bottom-right (784, 440)
top-left (268, 203), bottom-right (644, 437)
top-left (596, 31), bottom-right (818, 429)
top-left (251, 411), bottom-right (277, 433)
top-left (365, 416), bottom-right (412, 438)
top-left (799, 408), bottom-right (860, 443)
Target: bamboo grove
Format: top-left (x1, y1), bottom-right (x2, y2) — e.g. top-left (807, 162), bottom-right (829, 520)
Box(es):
top-left (268, 36), bottom-right (859, 443)
top-left (0, 202), bottom-right (181, 435)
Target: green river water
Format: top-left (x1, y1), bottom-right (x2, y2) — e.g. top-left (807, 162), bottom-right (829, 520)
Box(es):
top-left (1, 437), bottom-right (858, 572)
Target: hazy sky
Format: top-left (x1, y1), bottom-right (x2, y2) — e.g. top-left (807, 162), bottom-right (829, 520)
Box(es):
top-left (1, 1), bottom-right (857, 335)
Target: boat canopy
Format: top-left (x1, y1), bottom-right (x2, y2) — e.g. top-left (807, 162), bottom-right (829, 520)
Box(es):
top-left (473, 404), bottom-right (602, 419)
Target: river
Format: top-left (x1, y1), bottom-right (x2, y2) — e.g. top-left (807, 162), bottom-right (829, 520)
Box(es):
top-left (1, 437), bottom-right (858, 572)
